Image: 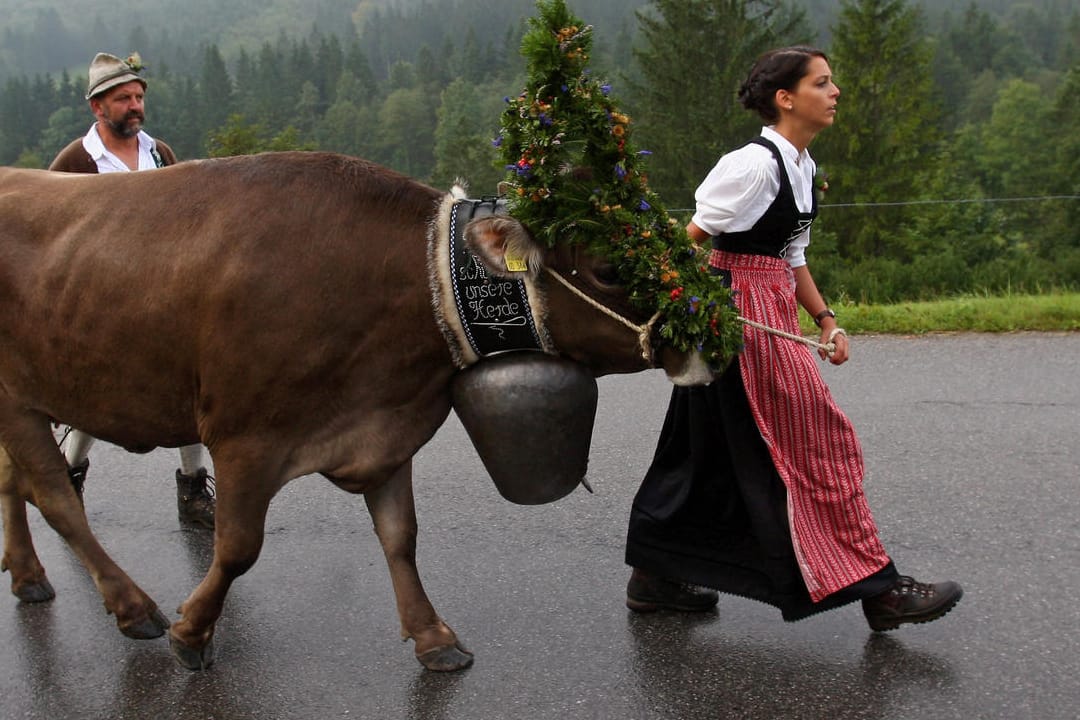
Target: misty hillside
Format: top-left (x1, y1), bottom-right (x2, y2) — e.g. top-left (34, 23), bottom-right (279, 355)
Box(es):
top-left (1, 0), bottom-right (1075, 307)
top-left (0, 0), bottom-right (651, 78)
top-left (1, 0), bottom-right (1067, 80)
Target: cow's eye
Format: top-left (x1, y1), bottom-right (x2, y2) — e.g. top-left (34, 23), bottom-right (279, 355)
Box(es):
top-left (592, 262), bottom-right (620, 287)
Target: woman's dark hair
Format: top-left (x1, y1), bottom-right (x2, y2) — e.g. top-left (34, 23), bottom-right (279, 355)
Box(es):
top-left (737, 46), bottom-right (829, 123)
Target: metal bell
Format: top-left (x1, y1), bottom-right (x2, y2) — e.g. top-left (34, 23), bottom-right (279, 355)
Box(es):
top-left (450, 352), bottom-right (598, 505)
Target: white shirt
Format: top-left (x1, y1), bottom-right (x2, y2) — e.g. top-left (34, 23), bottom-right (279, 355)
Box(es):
top-left (691, 126), bottom-right (817, 268)
top-left (81, 124), bottom-right (161, 174)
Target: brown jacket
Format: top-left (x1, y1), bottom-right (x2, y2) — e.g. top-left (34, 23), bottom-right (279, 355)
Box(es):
top-left (49, 136), bottom-right (178, 173)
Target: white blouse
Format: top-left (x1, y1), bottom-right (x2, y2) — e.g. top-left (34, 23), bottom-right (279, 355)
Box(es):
top-left (691, 126), bottom-right (817, 268)
top-left (81, 124), bottom-right (161, 174)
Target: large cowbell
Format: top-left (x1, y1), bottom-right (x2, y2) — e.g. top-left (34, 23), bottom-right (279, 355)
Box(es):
top-left (451, 352), bottom-right (598, 505)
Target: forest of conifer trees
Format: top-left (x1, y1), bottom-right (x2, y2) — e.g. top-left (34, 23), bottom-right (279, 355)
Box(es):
top-left (1, 0), bottom-right (1077, 303)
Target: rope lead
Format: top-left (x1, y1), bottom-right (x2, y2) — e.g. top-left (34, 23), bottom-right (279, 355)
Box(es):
top-left (545, 266), bottom-right (836, 361)
top-left (738, 316), bottom-right (837, 355)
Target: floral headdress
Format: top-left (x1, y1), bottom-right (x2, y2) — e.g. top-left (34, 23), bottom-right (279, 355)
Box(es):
top-left (495, 0), bottom-right (742, 370)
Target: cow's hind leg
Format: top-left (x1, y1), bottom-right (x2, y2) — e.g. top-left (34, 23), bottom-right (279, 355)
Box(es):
top-left (365, 462), bottom-right (473, 672)
top-left (0, 413), bottom-right (168, 638)
top-left (0, 447), bottom-right (55, 602)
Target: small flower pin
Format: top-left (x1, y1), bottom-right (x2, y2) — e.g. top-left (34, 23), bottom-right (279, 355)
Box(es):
top-left (817, 171), bottom-right (829, 194)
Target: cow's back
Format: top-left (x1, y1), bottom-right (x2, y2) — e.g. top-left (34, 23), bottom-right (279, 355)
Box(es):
top-left (0, 154), bottom-right (449, 454)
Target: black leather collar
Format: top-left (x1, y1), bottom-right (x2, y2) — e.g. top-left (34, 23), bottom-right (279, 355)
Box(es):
top-left (448, 198), bottom-right (544, 357)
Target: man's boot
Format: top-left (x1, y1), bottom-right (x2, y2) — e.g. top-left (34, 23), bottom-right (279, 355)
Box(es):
top-left (67, 458), bottom-right (89, 505)
top-left (176, 468), bottom-right (215, 529)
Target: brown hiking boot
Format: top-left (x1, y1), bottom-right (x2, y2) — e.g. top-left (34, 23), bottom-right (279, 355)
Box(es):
top-left (176, 468), bottom-right (215, 529)
top-left (862, 575), bottom-right (963, 631)
top-left (626, 568), bottom-right (719, 613)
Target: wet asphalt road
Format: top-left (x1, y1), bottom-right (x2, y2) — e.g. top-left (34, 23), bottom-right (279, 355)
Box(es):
top-left (1, 333), bottom-right (1078, 720)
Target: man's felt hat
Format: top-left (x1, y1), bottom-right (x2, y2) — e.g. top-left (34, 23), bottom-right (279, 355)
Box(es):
top-left (85, 52), bottom-right (146, 100)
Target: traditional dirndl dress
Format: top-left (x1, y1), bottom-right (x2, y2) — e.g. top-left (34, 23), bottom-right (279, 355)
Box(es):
top-left (625, 138), bottom-right (898, 620)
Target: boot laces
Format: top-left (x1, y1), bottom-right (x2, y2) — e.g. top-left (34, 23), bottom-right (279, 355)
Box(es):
top-left (895, 576), bottom-right (934, 598)
top-left (194, 473), bottom-right (216, 500)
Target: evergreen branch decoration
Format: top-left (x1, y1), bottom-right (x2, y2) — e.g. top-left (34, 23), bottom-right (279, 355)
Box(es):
top-left (495, 0), bottom-right (743, 370)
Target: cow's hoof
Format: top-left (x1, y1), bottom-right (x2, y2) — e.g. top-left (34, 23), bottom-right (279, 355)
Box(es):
top-left (13, 578), bottom-right (56, 604)
top-left (169, 632), bottom-right (215, 671)
top-left (416, 641), bottom-right (474, 672)
top-left (119, 606), bottom-right (171, 640)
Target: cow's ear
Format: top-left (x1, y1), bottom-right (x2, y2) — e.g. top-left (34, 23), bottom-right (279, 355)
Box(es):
top-left (464, 216), bottom-right (543, 280)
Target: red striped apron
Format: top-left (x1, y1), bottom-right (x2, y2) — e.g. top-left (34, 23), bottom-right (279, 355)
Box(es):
top-left (713, 249), bottom-right (890, 601)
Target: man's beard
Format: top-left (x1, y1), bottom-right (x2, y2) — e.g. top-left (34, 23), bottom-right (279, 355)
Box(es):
top-left (104, 111), bottom-right (145, 139)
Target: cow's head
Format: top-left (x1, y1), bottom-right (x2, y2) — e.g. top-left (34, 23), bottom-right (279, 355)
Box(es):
top-left (428, 189), bottom-right (713, 386)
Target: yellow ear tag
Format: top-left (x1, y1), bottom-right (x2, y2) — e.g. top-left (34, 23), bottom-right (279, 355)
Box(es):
top-left (504, 254), bottom-right (528, 272)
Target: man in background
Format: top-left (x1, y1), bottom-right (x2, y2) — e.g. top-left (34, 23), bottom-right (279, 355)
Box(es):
top-left (49, 51), bottom-right (215, 529)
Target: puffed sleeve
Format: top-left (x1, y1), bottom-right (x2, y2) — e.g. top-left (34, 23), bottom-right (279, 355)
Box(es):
top-left (691, 149), bottom-right (776, 237)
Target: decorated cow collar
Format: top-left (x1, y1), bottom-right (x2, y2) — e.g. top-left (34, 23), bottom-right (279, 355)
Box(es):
top-left (427, 187), bottom-right (555, 368)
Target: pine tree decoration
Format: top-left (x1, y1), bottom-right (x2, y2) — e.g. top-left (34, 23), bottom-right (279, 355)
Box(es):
top-left (496, 0), bottom-right (742, 369)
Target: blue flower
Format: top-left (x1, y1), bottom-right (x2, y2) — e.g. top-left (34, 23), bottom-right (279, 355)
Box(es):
top-left (600, 83), bottom-right (611, 95)
top-left (637, 150), bottom-right (653, 156)
top-left (492, 135), bottom-right (503, 148)
top-left (614, 164), bottom-right (627, 180)
top-left (638, 198), bottom-right (651, 211)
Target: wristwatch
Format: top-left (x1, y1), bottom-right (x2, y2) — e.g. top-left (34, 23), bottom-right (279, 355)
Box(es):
top-left (813, 308), bottom-right (836, 327)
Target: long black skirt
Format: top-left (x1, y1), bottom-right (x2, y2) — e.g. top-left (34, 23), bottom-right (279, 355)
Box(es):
top-left (625, 359), bottom-right (897, 621)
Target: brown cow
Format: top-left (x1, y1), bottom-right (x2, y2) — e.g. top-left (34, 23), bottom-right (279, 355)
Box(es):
top-left (0, 152), bottom-right (711, 671)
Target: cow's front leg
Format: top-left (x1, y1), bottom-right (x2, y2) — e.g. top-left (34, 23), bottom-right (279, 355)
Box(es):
top-left (365, 461), bottom-right (473, 671)
top-left (168, 455), bottom-right (278, 670)
top-left (0, 450), bottom-right (54, 603)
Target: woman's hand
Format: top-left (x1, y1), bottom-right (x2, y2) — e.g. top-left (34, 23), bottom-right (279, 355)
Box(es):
top-left (793, 266), bottom-right (846, 364)
top-left (819, 327), bottom-right (848, 364)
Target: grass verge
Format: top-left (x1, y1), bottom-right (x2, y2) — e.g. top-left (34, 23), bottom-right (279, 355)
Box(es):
top-left (798, 292), bottom-right (1080, 335)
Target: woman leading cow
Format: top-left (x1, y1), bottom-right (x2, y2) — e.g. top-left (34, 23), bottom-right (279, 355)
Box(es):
top-left (624, 46), bottom-right (963, 631)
